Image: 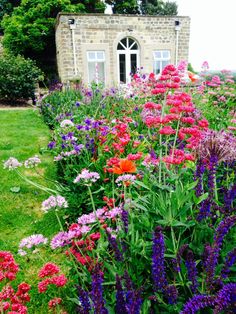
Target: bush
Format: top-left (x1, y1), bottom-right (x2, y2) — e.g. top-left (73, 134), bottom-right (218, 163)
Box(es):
top-left (0, 54), bottom-right (43, 102)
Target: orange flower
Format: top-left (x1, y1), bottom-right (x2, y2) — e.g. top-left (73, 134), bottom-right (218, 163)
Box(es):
top-left (112, 159), bottom-right (136, 174)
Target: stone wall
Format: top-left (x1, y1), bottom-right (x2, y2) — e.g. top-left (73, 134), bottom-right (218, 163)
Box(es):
top-left (56, 13), bottom-right (190, 86)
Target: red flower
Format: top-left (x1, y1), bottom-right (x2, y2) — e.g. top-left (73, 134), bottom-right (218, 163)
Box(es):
top-left (48, 297), bottom-right (62, 308)
top-left (38, 263), bottom-right (60, 278)
top-left (159, 126), bottom-right (176, 135)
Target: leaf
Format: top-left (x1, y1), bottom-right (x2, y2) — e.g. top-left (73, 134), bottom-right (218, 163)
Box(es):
top-left (10, 186), bottom-right (21, 193)
top-left (134, 180), bottom-right (150, 190)
top-left (194, 192), bottom-right (209, 205)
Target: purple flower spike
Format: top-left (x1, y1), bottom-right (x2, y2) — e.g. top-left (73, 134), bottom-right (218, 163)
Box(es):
top-left (91, 265), bottom-right (108, 314)
top-left (185, 251), bottom-right (198, 293)
top-left (181, 295), bottom-right (215, 314)
top-left (214, 283), bottom-right (236, 314)
top-left (77, 286), bottom-right (91, 313)
top-left (115, 275), bottom-right (128, 314)
top-left (152, 226), bottom-right (168, 291)
top-left (221, 248), bottom-right (236, 279)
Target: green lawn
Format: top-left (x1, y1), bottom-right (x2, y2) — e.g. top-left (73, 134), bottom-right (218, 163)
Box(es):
top-left (0, 109), bottom-right (60, 253)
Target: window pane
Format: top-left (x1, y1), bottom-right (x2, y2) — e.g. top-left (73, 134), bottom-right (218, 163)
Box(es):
top-left (117, 43), bottom-right (125, 50)
top-left (153, 61), bottom-right (161, 74)
top-left (97, 51), bottom-right (104, 61)
top-left (129, 38), bottom-right (134, 47)
top-left (130, 54), bottom-right (137, 75)
top-left (121, 38), bottom-right (127, 48)
top-left (119, 54), bottom-right (126, 83)
top-left (154, 51), bottom-right (161, 59)
top-left (162, 50), bottom-right (170, 59)
top-left (88, 62), bottom-right (96, 83)
top-left (130, 43), bottom-right (138, 50)
top-left (97, 62), bottom-right (105, 82)
top-left (88, 52), bottom-right (96, 61)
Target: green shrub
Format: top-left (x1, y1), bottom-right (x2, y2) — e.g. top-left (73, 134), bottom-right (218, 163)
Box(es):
top-left (0, 54), bottom-right (43, 102)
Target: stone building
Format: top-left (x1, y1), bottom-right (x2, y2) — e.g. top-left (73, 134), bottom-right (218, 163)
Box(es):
top-left (55, 13), bottom-right (190, 86)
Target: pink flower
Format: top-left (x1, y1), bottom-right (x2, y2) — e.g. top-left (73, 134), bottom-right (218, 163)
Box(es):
top-left (38, 263), bottom-right (60, 278)
top-left (159, 126), bottom-right (176, 135)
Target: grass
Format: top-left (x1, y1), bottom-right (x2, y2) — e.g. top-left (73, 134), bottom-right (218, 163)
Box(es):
top-left (0, 109), bottom-right (61, 252)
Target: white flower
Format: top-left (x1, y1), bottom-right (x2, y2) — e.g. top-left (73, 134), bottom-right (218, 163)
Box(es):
top-left (60, 119), bottom-right (74, 128)
top-left (3, 157), bottom-right (22, 170)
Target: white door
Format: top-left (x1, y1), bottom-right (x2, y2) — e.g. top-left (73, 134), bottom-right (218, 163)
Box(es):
top-left (117, 37), bottom-right (140, 84)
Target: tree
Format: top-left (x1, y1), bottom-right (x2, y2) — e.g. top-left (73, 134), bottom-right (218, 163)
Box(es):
top-left (0, 0), bottom-right (20, 33)
top-left (105, 0), bottom-right (139, 14)
top-left (1, 0), bottom-right (105, 80)
top-left (140, 0), bottom-right (177, 15)
top-left (105, 0), bottom-right (177, 15)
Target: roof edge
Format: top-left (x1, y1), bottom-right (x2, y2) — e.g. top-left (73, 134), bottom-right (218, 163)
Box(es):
top-left (56, 12), bottom-right (190, 27)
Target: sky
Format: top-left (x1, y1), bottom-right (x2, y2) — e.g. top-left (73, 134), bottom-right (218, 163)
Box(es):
top-left (175, 0), bottom-right (236, 71)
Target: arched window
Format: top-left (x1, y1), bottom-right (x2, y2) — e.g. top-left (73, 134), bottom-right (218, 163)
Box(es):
top-left (117, 37), bottom-right (140, 84)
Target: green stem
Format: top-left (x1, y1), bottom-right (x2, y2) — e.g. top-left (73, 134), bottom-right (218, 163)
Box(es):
top-left (55, 211), bottom-right (64, 231)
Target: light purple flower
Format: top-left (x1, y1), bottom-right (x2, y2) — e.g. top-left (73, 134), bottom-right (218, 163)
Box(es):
top-left (3, 157), bottom-right (22, 170)
top-left (24, 155), bottom-right (41, 168)
top-left (115, 174), bottom-right (136, 186)
top-left (105, 207), bottom-right (123, 219)
top-left (50, 231), bottom-right (71, 249)
top-left (18, 234), bottom-right (48, 255)
top-left (74, 169), bottom-right (100, 185)
top-left (42, 195), bottom-right (68, 212)
top-left (60, 119), bottom-right (74, 128)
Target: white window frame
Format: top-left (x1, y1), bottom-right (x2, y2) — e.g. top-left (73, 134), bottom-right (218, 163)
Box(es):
top-left (87, 51), bottom-right (105, 84)
top-left (153, 50), bottom-right (171, 74)
top-left (117, 37), bottom-right (140, 84)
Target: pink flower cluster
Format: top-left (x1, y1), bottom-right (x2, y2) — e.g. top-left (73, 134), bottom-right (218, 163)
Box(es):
top-left (42, 195), bottom-right (68, 212)
top-left (18, 234), bottom-right (48, 255)
top-left (3, 157), bottom-right (22, 170)
top-left (38, 263), bottom-right (67, 293)
top-left (74, 169), bottom-right (100, 185)
top-left (24, 155), bottom-right (41, 168)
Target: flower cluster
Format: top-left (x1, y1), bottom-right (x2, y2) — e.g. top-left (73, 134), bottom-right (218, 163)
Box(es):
top-left (74, 169), bottom-right (100, 185)
top-left (3, 157), bottom-right (22, 170)
top-left (42, 195), bottom-right (68, 212)
top-left (38, 263), bottom-right (67, 293)
top-left (0, 282), bottom-right (31, 314)
top-left (24, 155), bottom-right (41, 168)
top-left (0, 251), bottom-right (19, 282)
top-left (18, 234), bottom-right (48, 256)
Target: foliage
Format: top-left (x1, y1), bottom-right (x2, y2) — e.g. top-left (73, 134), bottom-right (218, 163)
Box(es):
top-left (0, 53), bottom-right (43, 101)
top-left (105, 0), bottom-right (140, 14)
top-left (140, 0), bottom-right (178, 15)
top-left (1, 0), bottom-right (105, 80)
top-left (0, 0), bottom-right (20, 33)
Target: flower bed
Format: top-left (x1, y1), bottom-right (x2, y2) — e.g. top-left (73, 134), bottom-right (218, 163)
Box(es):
top-left (3, 64), bottom-right (236, 313)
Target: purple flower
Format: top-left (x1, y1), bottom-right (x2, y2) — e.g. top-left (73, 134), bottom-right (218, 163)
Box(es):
top-left (194, 160), bottom-right (205, 197)
top-left (214, 283), bottom-right (236, 313)
top-left (185, 251), bottom-right (198, 293)
top-left (115, 275), bottom-right (128, 314)
top-left (91, 265), bottom-right (108, 314)
top-left (221, 248), bottom-right (236, 279)
top-left (152, 226), bottom-right (168, 291)
top-left (107, 232), bottom-right (123, 262)
top-left (181, 295), bottom-right (215, 314)
top-left (24, 155), bottom-right (41, 168)
top-left (164, 285), bottom-right (178, 305)
top-left (50, 231), bottom-right (71, 249)
top-left (121, 209), bottom-right (129, 233)
top-left (77, 286), bottom-right (91, 313)
top-left (48, 141), bottom-right (56, 149)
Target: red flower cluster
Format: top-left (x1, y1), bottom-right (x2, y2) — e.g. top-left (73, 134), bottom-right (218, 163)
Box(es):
top-left (0, 282), bottom-right (31, 314)
top-left (48, 297), bottom-right (62, 308)
top-left (38, 263), bottom-right (67, 293)
top-left (68, 233), bottom-right (101, 271)
top-left (0, 251), bottom-right (19, 282)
